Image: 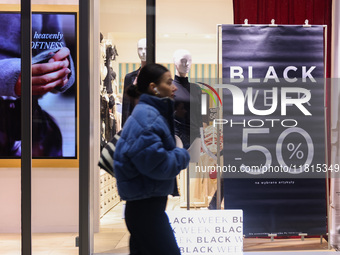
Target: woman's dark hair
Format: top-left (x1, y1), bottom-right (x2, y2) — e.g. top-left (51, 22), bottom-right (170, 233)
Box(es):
top-left (137, 63), bottom-right (169, 94)
top-left (126, 84), bottom-right (141, 99)
top-left (127, 63), bottom-right (169, 99)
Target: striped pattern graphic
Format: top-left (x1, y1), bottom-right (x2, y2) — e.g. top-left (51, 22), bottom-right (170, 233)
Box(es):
top-left (119, 63), bottom-right (221, 93)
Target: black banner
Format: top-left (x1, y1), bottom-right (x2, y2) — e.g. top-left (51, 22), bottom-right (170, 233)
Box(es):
top-left (221, 25), bottom-right (327, 237)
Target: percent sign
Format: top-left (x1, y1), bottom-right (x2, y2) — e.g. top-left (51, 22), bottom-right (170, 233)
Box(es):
top-left (287, 143), bottom-right (304, 159)
top-left (276, 127), bottom-right (314, 174)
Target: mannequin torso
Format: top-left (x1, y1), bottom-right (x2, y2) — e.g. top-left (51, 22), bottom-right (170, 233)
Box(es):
top-left (121, 38), bottom-right (146, 126)
top-left (173, 50), bottom-right (202, 154)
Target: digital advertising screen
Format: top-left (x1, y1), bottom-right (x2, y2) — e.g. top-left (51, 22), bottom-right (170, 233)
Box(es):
top-left (0, 6), bottom-right (78, 166)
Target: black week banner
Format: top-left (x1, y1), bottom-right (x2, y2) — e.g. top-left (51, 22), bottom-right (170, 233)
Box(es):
top-left (221, 25), bottom-right (327, 237)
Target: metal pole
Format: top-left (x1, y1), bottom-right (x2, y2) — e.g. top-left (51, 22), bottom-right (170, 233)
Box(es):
top-left (21, 0), bottom-right (32, 254)
top-left (323, 24), bottom-right (331, 250)
top-left (146, 0), bottom-right (155, 64)
top-left (79, 0), bottom-right (91, 254)
top-left (187, 166), bottom-right (190, 210)
top-left (216, 25), bottom-right (222, 209)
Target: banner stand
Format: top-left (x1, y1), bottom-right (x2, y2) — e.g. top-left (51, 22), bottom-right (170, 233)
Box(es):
top-left (216, 22), bottom-right (330, 249)
top-left (323, 24), bottom-right (331, 251)
top-left (216, 24), bottom-right (222, 210)
top-left (268, 234), bottom-right (277, 242)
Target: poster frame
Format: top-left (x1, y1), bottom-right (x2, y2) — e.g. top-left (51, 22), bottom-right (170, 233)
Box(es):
top-left (0, 4), bottom-right (79, 168)
top-left (216, 23), bottom-right (329, 246)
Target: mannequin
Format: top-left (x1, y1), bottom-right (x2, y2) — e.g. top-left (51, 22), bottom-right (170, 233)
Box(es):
top-left (121, 38), bottom-right (147, 126)
top-left (137, 38), bottom-right (147, 62)
top-left (173, 49), bottom-right (202, 161)
top-left (174, 49), bottom-right (192, 77)
top-left (173, 50), bottom-right (205, 209)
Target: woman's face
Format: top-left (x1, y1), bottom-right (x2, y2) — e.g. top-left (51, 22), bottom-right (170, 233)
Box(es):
top-left (155, 71), bottom-right (177, 99)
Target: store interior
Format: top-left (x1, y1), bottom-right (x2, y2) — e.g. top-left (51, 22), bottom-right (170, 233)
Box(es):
top-left (95, 0), bottom-right (338, 254)
top-left (95, 1), bottom-right (234, 253)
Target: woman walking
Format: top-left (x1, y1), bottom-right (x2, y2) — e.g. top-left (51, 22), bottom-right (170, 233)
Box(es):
top-left (114, 63), bottom-right (190, 255)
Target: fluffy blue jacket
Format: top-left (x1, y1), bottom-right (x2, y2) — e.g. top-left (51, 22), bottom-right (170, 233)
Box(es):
top-left (114, 93), bottom-right (190, 201)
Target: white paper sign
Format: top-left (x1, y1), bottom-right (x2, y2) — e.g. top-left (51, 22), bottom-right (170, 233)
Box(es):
top-left (166, 210), bottom-right (243, 254)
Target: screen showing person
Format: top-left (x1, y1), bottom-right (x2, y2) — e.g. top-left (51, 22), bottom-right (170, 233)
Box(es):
top-left (0, 12), bottom-right (77, 158)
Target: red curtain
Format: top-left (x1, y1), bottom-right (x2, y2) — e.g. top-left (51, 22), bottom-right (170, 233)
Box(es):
top-left (233, 0), bottom-right (332, 163)
top-left (233, 0), bottom-right (332, 77)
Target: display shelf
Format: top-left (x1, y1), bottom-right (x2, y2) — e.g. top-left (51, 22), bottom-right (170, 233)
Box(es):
top-left (99, 170), bottom-right (120, 218)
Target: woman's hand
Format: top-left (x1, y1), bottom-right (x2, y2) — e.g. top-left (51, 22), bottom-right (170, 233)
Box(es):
top-left (15, 47), bottom-right (71, 96)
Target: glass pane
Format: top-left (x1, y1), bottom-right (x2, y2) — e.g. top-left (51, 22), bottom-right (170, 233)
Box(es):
top-left (30, 0), bottom-right (79, 254)
top-left (155, 1), bottom-right (329, 254)
top-left (155, 0), bottom-right (232, 207)
top-left (95, 0), bottom-right (146, 254)
top-left (0, 1), bottom-right (21, 254)
top-left (155, 1), bottom-right (234, 254)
